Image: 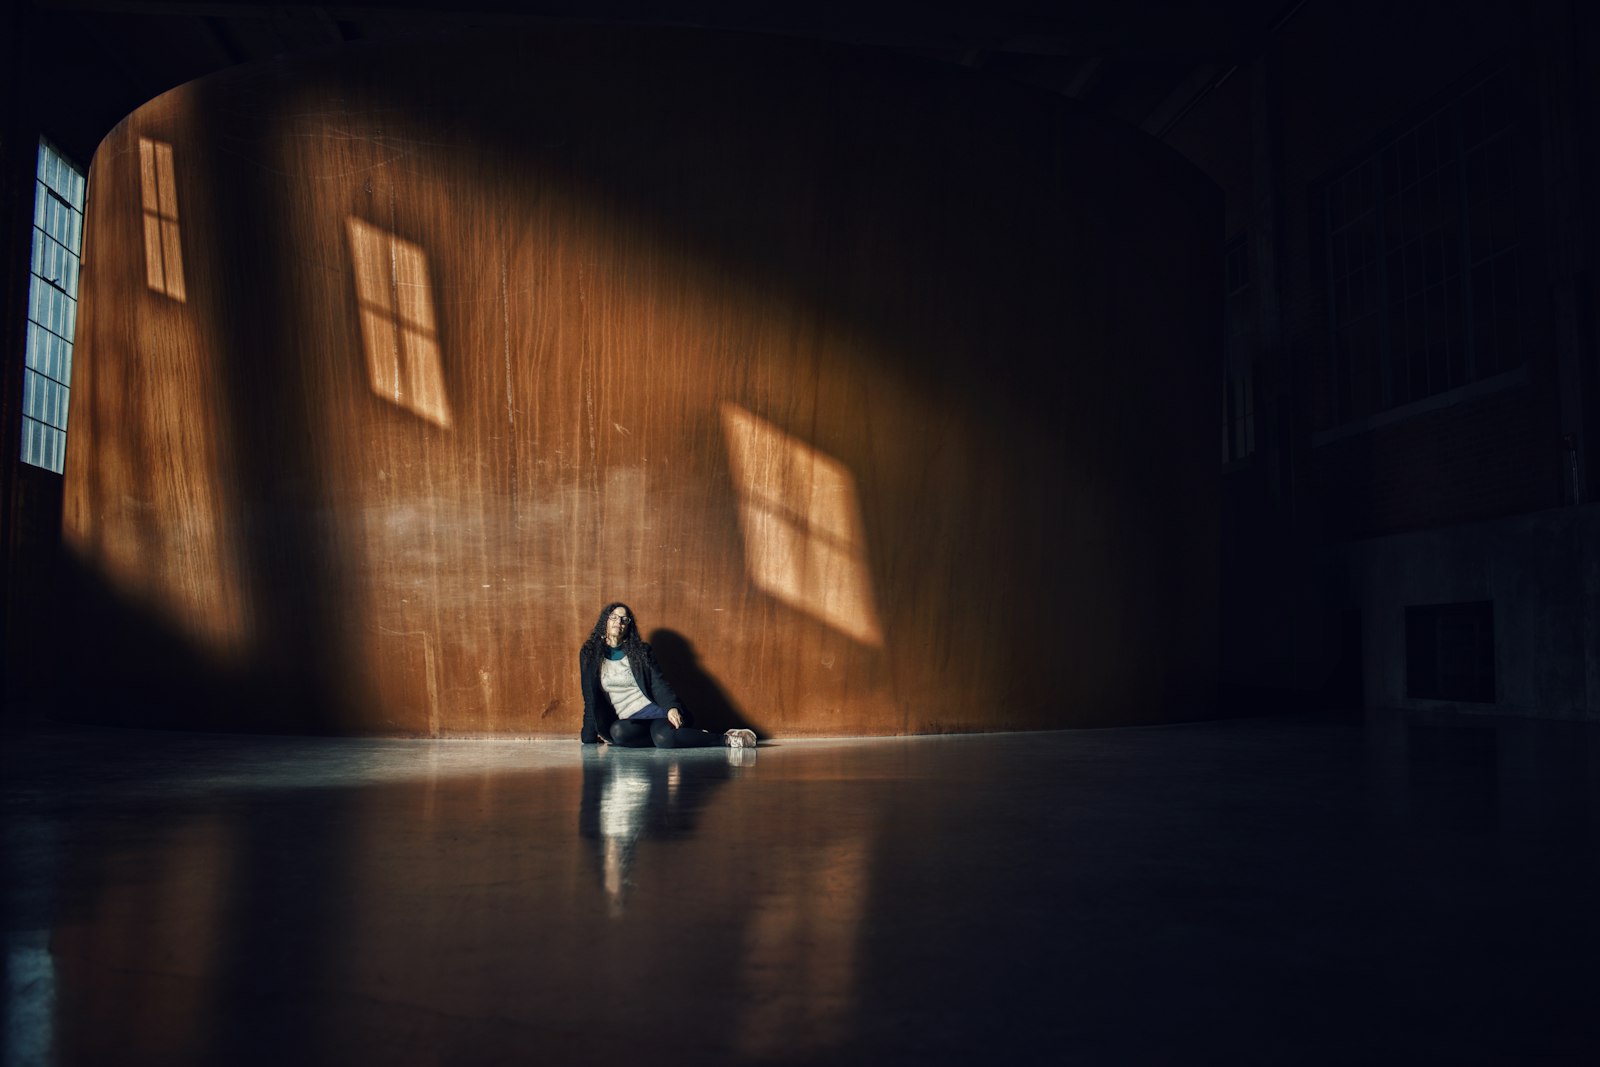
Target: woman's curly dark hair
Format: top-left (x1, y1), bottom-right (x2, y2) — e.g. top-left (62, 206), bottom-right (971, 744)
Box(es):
top-left (581, 601), bottom-right (647, 668)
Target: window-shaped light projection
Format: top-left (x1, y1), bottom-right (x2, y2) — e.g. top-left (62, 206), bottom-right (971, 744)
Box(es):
top-left (721, 404), bottom-right (883, 646)
top-left (22, 140), bottom-right (86, 474)
top-left (138, 138), bottom-right (186, 302)
top-left (345, 217), bottom-right (452, 428)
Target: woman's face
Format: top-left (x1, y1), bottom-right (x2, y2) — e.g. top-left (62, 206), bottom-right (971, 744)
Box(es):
top-left (604, 606), bottom-right (630, 646)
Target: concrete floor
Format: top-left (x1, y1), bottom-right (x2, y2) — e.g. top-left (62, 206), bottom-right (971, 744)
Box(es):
top-left (2, 713), bottom-right (1597, 1065)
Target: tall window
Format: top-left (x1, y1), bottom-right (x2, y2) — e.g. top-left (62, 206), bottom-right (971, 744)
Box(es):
top-left (1323, 68), bottom-right (1521, 424)
top-left (22, 140), bottom-right (86, 474)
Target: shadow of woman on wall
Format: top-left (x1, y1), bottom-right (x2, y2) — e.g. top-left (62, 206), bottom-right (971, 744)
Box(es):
top-left (648, 628), bottom-right (766, 738)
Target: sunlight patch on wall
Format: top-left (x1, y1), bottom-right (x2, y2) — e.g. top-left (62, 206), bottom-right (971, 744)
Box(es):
top-left (720, 404), bottom-right (883, 647)
top-left (137, 138), bottom-right (186, 302)
top-left (345, 217), bottom-right (452, 428)
top-left (62, 330), bottom-right (256, 664)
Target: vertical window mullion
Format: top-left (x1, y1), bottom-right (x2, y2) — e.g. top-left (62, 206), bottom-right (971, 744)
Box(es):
top-left (1367, 164), bottom-right (1388, 415)
top-left (1323, 188), bottom-right (1346, 423)
top-left (1374, 152), bottom-right (1395, 409)
top-left (1455, 100), bottom-right (1477, 382)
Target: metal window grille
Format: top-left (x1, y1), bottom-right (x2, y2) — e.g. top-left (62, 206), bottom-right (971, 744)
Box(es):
top-left (1324, 68), bottom-right (1520, 424)
top-left (22, 140), bottom-right (86, 474)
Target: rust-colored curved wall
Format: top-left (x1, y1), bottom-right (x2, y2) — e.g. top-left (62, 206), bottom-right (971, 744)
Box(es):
top-left (61, 31), bottom-right (1220, 736)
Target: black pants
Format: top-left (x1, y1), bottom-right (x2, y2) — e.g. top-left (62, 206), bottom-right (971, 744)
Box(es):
top-left (608, 719), bottom-right (723, 749)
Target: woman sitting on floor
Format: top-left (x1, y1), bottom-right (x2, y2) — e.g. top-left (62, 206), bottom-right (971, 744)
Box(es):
top-left (579, 601), bottom-right (757, 750)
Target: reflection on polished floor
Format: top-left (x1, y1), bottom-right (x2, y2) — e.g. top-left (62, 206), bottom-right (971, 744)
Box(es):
top-left (3, 713), bottom-right (1597, 1065)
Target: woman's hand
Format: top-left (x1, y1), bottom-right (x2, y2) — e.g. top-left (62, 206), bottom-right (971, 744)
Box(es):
top-left (667, 708), bottom-right (683, 728)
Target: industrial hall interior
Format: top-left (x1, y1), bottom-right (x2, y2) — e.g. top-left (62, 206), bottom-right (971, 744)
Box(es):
top-left (1, 0), bottom-right (1596, 1063)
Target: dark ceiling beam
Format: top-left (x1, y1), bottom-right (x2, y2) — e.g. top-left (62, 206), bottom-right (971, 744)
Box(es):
top-left (1141, 64), bottom-right (1224, 136)
top-left (196, 13), bottom-right (248, 67)
top-left (68, 10), bottom-right (159, 103)
top-left (1063, 57), bottom-right (1105, 98)
top-left (308, 6), bottom-right (351, 43)
top-left (1148, 0), bottom-right (1313, 140)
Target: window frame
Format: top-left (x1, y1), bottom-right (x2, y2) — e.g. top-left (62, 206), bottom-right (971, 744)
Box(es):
top-left (20, 138), bottom-right (88, 475)
top-left (1314, 63), bottom-right (1529, 430)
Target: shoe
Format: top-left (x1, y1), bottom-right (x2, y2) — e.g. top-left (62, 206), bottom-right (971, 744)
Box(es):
top-left (724, 728), bottom-right (757, 749)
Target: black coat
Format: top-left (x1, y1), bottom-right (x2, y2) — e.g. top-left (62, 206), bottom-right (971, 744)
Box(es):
top-left (579, 643), bottom-right (684, 743)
